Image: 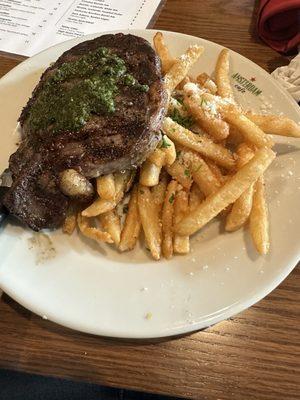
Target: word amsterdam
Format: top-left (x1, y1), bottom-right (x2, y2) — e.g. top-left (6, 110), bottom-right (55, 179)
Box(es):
top-left (231, 72), bottom-right (262, 96)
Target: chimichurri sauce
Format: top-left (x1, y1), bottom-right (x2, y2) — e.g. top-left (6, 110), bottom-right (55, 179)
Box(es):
top-left (26, 47), bottom-right (149, 134)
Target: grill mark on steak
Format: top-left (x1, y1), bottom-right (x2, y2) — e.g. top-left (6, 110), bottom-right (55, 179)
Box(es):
top-left (4, 34), bottom-right (167, 230)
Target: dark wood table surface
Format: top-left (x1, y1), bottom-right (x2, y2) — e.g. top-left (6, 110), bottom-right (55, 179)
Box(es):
top-left (0, 1), bottom-right (299, 399)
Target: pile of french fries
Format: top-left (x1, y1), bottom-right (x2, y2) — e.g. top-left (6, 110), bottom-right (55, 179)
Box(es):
top-left (63, 32), bottom-right (300, 260)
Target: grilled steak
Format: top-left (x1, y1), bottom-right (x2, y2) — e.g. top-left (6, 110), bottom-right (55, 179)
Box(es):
top-left (3, 33), bottom-right (167, 231)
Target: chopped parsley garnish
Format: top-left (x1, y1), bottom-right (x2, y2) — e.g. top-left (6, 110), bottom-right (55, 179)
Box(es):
top-left (200, 97), bottom-right (208, 107)
top-left (140, 189), bottom-right (145, 194)
top-left (184, 169), bottom-right (190, 177)
top-left (160, 136), bottom-right (171, 148)
top-left (169, 108), bottom-right (194, 128)
top-left (176, 150), bottom-right (182, 158)
top-left (169, 193), bottom-right (175, 204)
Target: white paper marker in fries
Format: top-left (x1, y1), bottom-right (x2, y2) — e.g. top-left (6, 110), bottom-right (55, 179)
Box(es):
top-left (175, 148), bottom-right (276, 236)
top-left (77, 214), bottom-right (113, 244)
top-left (164, 45), bottom-right (204, 94)
top-left (162, 180), bottom-right (178, 259)
top-left (174, 188), bottom-right (190, 254)
top-left (225, 144), bottom-right (255, 232)
top-left (153, 32), bottom-right (175, 74)
top-left (99, 210), bottom-right (121, 246)
top-left (250, 175), bottom-right (270, 255)
top-left (96, 174), bottom-right (115, 200)
top-left (245, 112), bottom-right (300, 138)
top-left (119, 186), bottom-right (141, 252)
top-left (215, 48), bottom-right (234, 101)
top-left (138, 185), bottom-right (162, 260)
top-left (163, 117), bottom-right (235, 169)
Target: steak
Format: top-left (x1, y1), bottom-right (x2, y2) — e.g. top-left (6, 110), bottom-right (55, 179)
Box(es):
top-left (3, 34), bottom-right (167, 231)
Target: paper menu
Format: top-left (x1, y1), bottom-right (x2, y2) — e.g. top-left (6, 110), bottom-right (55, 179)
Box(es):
top-left (0, 0), bottom-right (164, 57)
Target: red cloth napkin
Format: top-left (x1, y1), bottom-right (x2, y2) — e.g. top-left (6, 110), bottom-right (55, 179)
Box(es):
top-left (257, 0), bottom-right (300, 53)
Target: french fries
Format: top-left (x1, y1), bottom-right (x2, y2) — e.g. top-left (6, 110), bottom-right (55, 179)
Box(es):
top-left (66, 33), bottom-right (300, 260)
top-left (147, 147), bottom-right (166, 167)
top-left (77, 214), bottom-right (113, 244)
top-left (166, 159), bottom-right (193, 189)
top-left (245, 112), bottom-right (300, 138)
top-left (140, 160), bottom-right (161, 187)
top-left (99, 210), bottom-right (121, 245)
top-left (153, 32), bottom-right (175, 74)
top-left (225, 144), bottom-right (255, 232)
top-left (196, 72), bottom-right (217, 94)
top-left (175, 148), bottom-right (276, 236)
top-left (82, 170), bottom-right (130, 217)
top-left (96, 174), bottom-right (115, 200)
top-left (222, 107), bottom-right (274, 148)
top-left (249, 176), bottom-right (270, 255)
top-left (182, 150), bottom-right (221, 196)
top-left (138, 185), bottom-right (162, 260)
top-left (174, 188), bottom-right (190, 254)
top-left (62, 205), bottom-right (77, 235)
top-left (183, 83), bottom-right (230, 141)
top-left (163, 117), bottom-right (235, 169)
top-left (215, 48), bottom-right (234, 101)
top-left (119, 186), bottom-right (141, 251)
top-left (164, 45), bottom-right (204, 94)
top-left (162, 180), bottom-right (178, 259)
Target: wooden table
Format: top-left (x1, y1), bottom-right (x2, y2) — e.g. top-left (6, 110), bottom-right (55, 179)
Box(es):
top-left (0, 1), bottom-right (299, 399)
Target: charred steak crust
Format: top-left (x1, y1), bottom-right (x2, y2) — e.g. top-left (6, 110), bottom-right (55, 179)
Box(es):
top-left (4, 34), bottom-right (167, 231)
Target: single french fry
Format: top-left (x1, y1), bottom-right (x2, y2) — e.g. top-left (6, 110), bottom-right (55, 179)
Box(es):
top-left (140, 160), bottom-right (162, 186)
top-left (196, 72), bottom-right (217, 94)
top-left (153, 32), bottom-right (175, 74)
top-left (215, 48), bottom-right (234, 101)
top-left (162, 180), bottom-right (178, 259)
top-left (160, 135), bottom-right (176, 165)
top-left (184, 151), bottom-right (221, 196)
top-left (183, 82), bottom-right (230, 141)
top-left (189, 183), bottom-right (204, 211)
top-left (147, 147), bottom-right (166, 167)
top-left (175, 147), bottom-right (276, 236)
top-left (225, 143), bottom-right (255, 231)
top-left (222, 108), bottom-right (274, 148)
top-left (165, 159), bottom-right (193, 189)
top-left (152, 170), bottom-right (169, 215)
top-left (164, 45), bottom-right (204, 93)
top-left (163, 117), bottom-right (235, 169)
top-left (174, 188), bottom-right (190, 254)
top-left (77, 214), bottom-right (113, 244)
top-left (249, 175), bottom-right (270, 254)
top-left (99, 210), bottom-right (121, 246)
top-left (245, 112), bottom-right (300, 138)
top-left (138, 185), bottom-right (162, 260)
top-left (119, 186), bottom-right (141, 251)
top-left (96, 174), bottom-right (115, 200)
top-left (204, 159), bottom-right (225, 182)
top-left (62, 206), bottom-right (77, 235)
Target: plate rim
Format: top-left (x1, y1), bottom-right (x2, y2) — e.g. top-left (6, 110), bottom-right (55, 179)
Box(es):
top-left (0, 28), bottom-right (299, 339)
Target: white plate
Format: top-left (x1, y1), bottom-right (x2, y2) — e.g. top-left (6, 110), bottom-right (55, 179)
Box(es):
top-left (0, 30), bottom-right (299, 339)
